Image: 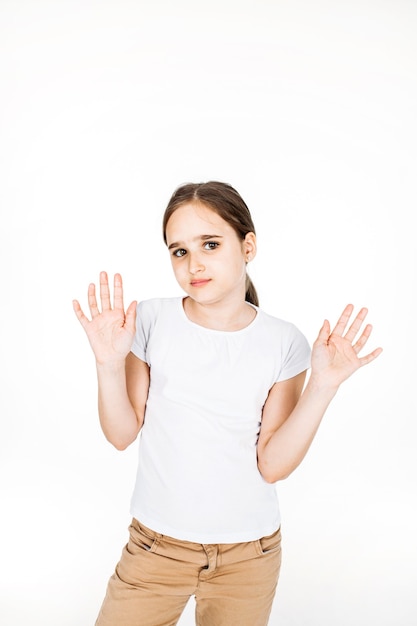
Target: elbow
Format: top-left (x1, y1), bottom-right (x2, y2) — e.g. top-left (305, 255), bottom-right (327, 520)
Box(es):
top-left (260, 470), bottom-right (289, 484)
top-left (262, 470), bottom-right (292, 483)
top-left (103, 417), bottom-right (142, 451)
top-left (258, 462), bottom-right (277, 484)
top-left (112, 440), bottom-right (130, 451)
top-left (106, 432), bottom-right (138, 451)
top-left (261, 472), bottom-right (278, 484)
top-left (258, 460), bottom-right (293, 483)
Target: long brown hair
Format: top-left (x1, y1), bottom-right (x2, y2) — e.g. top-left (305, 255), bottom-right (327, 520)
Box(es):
top-left (162, 181), bottom-right (259, 306)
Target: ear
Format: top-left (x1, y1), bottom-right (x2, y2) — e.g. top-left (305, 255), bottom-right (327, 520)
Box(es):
top-left (243, 232), bottom-right (257, 262)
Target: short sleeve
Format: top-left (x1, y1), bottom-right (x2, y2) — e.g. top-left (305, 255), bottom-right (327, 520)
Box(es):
top-left (131, 300), bottom-right (152, 364)
top-left (275, 323), bottom-right (311, 383)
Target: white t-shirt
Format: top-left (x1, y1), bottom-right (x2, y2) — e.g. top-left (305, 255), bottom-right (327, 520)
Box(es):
top-left (130, 297), bottom-right (311, 543)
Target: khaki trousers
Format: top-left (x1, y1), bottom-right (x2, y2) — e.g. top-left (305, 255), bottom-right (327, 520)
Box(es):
top-left (95, 518), bottom-right (282, 626)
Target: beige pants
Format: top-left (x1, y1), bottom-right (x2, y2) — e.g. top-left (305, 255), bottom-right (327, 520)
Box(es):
top-left (95, 518), bottom-right (282, 626)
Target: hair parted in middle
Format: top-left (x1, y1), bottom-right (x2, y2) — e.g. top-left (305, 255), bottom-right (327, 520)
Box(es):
top-left (162, 181), bottom-right (259, 306)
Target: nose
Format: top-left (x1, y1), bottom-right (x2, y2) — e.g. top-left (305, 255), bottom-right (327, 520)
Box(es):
top-left (188, 252), bottom-right (205, 275)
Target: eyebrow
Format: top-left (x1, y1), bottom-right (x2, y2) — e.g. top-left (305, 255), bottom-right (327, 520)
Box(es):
top-left (167, 234), bottom-right (223, 250)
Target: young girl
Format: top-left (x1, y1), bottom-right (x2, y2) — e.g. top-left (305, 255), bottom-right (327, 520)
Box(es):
top-left (73, 181), bottom-right (382, 626)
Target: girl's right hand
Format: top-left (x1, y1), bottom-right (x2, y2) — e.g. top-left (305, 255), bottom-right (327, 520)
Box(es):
top-left (72, 272), bottom-right (137, 366)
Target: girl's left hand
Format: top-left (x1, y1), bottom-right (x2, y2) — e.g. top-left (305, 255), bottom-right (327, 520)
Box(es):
top-left (310, 304), bottom-right (383, 390)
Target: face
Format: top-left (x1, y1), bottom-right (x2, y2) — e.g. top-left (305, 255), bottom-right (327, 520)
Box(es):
top-left (165, 202), bottom-right (256, 307)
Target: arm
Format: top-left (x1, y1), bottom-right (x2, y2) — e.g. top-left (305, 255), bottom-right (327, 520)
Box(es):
top-left (257, 304), bottom-right (383, 482)
top-left (257, 374), bottom-right (335, 482)
top-left (96, 352), bottom-right (149, 450)
top-left (73, 272), bottom-right (149, 450)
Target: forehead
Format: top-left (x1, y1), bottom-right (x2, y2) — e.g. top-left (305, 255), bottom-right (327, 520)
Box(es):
top-left (165, 201), bottom-right (234, 240)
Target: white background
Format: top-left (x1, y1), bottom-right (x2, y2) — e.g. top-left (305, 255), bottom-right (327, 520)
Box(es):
top-left (1, 1), bottom-right (416, 624)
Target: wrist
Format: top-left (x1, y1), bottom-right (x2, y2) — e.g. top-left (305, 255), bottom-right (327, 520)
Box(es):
top-left (305, 373), bottom-right (339, 396)
top-left (96, 359), bottom-right (126, 373)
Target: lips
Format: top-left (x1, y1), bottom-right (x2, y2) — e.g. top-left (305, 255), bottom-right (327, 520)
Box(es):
top-left (190, 279), bottom-right (211, 287)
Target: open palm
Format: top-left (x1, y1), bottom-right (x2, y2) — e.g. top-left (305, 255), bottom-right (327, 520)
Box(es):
top-left (311, 304), bottom-right (382, 389)
top-left (73, 272), bottom-right (137, 365)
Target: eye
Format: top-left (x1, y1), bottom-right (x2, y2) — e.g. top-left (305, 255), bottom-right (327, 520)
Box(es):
top-left (172, 248), bottom-right (187, 258)
top-left (204, 241), bottom-right (219, 251)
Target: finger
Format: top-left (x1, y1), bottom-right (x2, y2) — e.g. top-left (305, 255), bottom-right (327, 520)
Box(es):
top-left (352, 323), bottom-right (373, 354)
top-left (113, 273), bottom-right (124, 311)
top-left (344, 307), bottom-right (369, 343)
top-left (331, 304), bottom-right (354, 337)
top-left (99, 271), bottom-right (112, 311)
top-left (72, 299), bottom-right (90, 329)
top-left (87, 282), bottom-right (100, 318)
top-left (358, 346), bottom-right (383, 367)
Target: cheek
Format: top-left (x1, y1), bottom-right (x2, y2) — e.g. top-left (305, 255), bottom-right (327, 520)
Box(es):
top-left (170, 260), bottom-right (186, 280)
top-left (232, 253), bottom-right (247, 272)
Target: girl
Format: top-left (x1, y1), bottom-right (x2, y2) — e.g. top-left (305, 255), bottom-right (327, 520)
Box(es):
top-left (73, 181), bottom-right (382, 626)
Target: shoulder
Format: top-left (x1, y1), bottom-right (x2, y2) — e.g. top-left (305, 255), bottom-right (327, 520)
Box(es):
top-left (136, 297), bottom-right (182, 328)
top-left (256, 308), bottom-right (311, 360)
top-left (137, 296), bottom-right (182, 316)
top-left (255, 308), bottom-right (311, 380)
top-left (256, 307), bottom-right (307, 341)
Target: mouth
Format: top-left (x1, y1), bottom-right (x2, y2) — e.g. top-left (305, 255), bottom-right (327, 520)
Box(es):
top-left (190, 279), bottom-right (211, 287)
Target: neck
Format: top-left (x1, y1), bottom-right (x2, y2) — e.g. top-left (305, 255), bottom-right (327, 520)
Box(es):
top-left (183, 296), bottom-right (256, 331)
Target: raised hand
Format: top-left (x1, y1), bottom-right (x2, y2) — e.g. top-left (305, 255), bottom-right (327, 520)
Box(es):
top-left (73, 272), bottom-right (137, 365)
top-left (310, 304), bottom-right (383, 390)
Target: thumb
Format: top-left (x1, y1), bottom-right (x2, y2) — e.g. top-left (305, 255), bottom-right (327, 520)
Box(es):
top-left (125, 301), bottom-right (138, 332)
top-left (315, 319), bottom-right (331, 345)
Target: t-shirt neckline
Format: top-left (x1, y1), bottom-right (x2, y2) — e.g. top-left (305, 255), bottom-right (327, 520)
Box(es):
top-left (179, 297), bottom-right (259, 334)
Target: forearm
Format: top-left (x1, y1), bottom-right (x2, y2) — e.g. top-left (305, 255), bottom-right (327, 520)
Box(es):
top-left (258, 377), bottom-right (338, 482)
top-left (96, 361), bottom-right (143, 450)
top-left (257, 305), bottom-right (382, 482)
